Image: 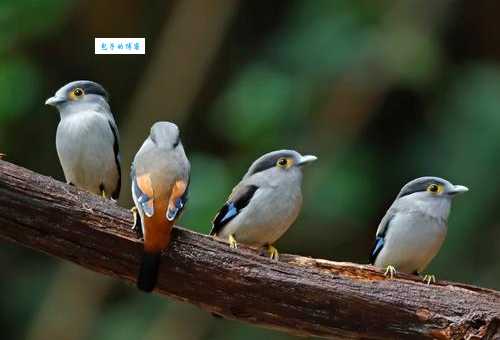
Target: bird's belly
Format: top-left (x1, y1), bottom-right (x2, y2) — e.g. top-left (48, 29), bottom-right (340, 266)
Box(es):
top-left (220, 189), bottom-right (302, 247)
top-left (56, 115), bottom-right (117, 194)
top-left (375, 214), bottom-right (447, 274)
top-left (231, 218), bottom-right (291, 247)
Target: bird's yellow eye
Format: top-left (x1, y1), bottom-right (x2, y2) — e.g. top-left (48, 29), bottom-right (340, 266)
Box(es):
top-left (427, 184), bottom-right (442, 194)
top-left (72, 88), bottom-right (84, 98)
top-left (276, 157), bottom-right (288, 168)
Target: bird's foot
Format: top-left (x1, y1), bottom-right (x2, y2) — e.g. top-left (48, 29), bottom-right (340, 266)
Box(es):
top-left (130, 207), bottom-right (143, 239)
top-left (422, 274), bottom-right (436, 285)
top-left (266, 244), bottom-right (279, 261)
top-left (384, 265), bottom-right (397, 279)
top-left (101, 190), bottom-right (107, 199)
top-left (228, 234), bottom-right (238, 249)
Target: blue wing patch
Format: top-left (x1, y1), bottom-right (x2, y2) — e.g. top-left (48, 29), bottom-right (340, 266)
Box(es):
top-left (132, 175), bottom-right (154, 217)
top-left (166, 180), bottom-right (189, 221)
top-left (210, 185), bottom-right (259, 236)
top-left (166, 196), bottom-right (186, 221)
top-left (369, 215), bottom-right (393, 264)
top-left (219, 202), bottom-right (238, 225)
top-left (369, 237), bottom-right (385, 264)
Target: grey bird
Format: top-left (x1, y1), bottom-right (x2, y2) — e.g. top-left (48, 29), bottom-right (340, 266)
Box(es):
top-left (210, 150), bottom-right (317, 260)
top-left (131, 121), bottom-right (190, 292)
top-left (369, 176), bottom-right (468, 284)
top-left (46, 80), bottom-right (121, 199)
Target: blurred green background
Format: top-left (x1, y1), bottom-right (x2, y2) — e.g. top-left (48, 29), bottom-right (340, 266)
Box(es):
top-left (1, 0), bottom-right (500, 339)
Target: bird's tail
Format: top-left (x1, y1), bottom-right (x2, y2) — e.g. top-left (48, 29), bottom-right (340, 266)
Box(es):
top-left (137, 252), bottom-right (161, 292)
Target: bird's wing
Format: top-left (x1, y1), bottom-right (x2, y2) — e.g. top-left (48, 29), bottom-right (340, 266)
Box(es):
top-left (166, 178), bottom-right (190, 221)
top-left (107, 119), bottom-right (121, 199)
top-left (210, 184), bottom-right (259, 236)
top-left (132, 169), bottom-right (154, 218)
top-left (369, 210), bottom-right (395, 264)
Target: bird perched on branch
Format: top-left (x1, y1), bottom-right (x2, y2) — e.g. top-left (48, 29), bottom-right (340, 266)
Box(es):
top-left (46, 80), bottom-right (121, 200)
top-left (369, 176), bottom-right (468, 284)
top-left (131, 122), bottom-right (190, 292)
top-left (210, 150), bottom-right (317, 260)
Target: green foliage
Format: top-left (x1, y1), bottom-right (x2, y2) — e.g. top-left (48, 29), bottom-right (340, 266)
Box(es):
top-left (178, 153), bottom-right (233, 233)
top-left (2, 1), bottom-right (500, 339)
top-left (0, 0), bottom-right (69, 50)
top-left (0, 59), bottom-right (42, 121)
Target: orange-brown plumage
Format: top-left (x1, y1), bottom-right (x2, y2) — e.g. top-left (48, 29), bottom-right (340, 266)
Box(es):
top-left (143, 198), bottom-right (173, 253)
top-left (132, 121), bottom-right (190, 292)
top-left (138, 177), bottom-right (187, 253)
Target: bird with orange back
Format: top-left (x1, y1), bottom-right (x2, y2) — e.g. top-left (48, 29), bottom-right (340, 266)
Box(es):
top-left (131, 122), bottom-right (190, 292)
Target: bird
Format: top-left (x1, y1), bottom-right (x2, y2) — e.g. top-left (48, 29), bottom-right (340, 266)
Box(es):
top-left (131, 121), bottom-right (190, 292)
top-left (210, 150), bottom-right (317, 260)
top-left (369, 176), bottom-right (468, 284)
top-left (45, 80), bottom-right (121, 200)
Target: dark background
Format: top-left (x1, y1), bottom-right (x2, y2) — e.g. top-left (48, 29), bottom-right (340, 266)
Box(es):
top-left (1, 1), bottom-right (499, 339)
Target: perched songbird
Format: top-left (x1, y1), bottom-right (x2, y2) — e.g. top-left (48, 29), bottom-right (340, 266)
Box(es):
top-left (210, 150), bottom-right (317, 260)
top-left (46, 80), bottom-right (121, 199)
top-left (131, 122), bottom-right (190, 292)
top-left (369, 176), bottom-right (468, 284)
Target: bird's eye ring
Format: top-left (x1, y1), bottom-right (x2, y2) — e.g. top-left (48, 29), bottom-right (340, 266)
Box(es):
top-left (427, 184), bottom-right (439, 193)
top-left (277, 157), bottom-right (288, 167)
top-left (73, 88), bottom-right (84, 97)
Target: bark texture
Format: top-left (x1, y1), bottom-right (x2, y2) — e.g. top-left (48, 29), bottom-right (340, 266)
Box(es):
top-left (0, 160), bottom-right (499, 339)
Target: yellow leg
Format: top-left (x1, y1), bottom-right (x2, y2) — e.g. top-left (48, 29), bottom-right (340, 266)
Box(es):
top-left (422, 274), bottom-right (436, 285)
top-left (384, 265), bottom-right (397, 279)
top-left (266, 245), bottom-right (279, 261)
top-left (228, 234), bottom-right (238, 249)
top-left (130, 207), bottom-right (142, 238)
top-left (101, 190), bottom-right (107, 199)
top-left (130, 207), bottom-right (138, 225)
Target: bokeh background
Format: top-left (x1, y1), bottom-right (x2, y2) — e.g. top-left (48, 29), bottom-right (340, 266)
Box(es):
top-left (1, 0), bottom-right (500, 339)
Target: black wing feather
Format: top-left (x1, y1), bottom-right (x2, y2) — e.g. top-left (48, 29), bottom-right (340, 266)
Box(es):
top-left (210, 185), bottom-right (259, 236)
top-left (108, 120), bottom-right (121, 200)
top-left (369, 215), bottom-right (393, 264)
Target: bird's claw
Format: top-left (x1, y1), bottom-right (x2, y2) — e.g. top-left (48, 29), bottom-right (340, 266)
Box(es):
top-left (266, 245), bottom-right (279, 261)
top-left (384, 265), bottom-right (397, 279)
top-left (228, 234), bottom-right (238, 249)
top-left (101, 190), bottom-right (107, 199)
top-left (422, 274), bottom-right (436, 285)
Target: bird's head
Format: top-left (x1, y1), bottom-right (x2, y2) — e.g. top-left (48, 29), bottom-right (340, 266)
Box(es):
top-left (397, 176), bottom-right (468, 201)
top-left (244, 149), bottom-right (317, 181)
top-left (45, 80), bottom-right (109, 114)
top-left (149, 121), bottom-right (181, 150)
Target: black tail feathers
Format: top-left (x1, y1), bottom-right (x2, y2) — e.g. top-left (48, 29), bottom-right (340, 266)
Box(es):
top-left (137, 252), bottom-right (161, 292)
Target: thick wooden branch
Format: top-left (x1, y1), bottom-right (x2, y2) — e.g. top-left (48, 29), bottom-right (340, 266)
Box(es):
top-left (0, 160), bottom-right (499, 340)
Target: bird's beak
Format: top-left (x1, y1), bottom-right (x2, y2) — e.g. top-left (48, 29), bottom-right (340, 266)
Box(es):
top-left (297, 155), bottom-right (318, 166)
top-left (448, 185), bottom-right (469, 195)
top-left (45, 96), bottom-right (65, 106)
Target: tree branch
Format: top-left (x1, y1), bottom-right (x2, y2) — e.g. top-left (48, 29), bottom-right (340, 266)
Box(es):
top-left (0, 160), bottom-right (499, 340)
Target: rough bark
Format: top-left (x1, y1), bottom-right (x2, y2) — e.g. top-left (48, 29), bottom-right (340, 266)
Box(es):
top-left (0, 160), bottom-right (499, 340)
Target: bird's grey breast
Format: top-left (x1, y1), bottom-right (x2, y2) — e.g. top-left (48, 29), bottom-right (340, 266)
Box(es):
top-left (56, 111), bottom-right (117, 192)
top-left (219, 173), bottom-right (303, 246)
top-left (377, 197), bottom-right (449, 273)
top-left (396, 194), bottom-right (452, 223)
